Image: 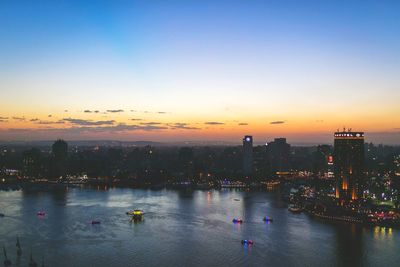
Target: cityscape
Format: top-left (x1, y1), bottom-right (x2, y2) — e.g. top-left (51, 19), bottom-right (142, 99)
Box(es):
top-left (1, 1), bottom-right (400, 266)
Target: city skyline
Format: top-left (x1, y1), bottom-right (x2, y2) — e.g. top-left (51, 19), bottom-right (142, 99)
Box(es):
top-left (1, 1), bottom-right (399, 144)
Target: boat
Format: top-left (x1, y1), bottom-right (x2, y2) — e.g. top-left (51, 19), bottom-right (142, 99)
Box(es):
top-left (126, 210), bottom-right (144, 216)
top-left (91, 220), bottom-right (101, 225)
top-left (241, 239), bottom-right (254, 245)
top-left (37, 211), bottom-right (46, 216)
top-left (288, 205), bottom-right (303, 213)
top-left (0, 213), bottom-right (4, 217)
top-left (263, 216), bottom-right (273, 222)
top-left (232, 218), bottom-right (243, 223)
top-left (233, 198), bottom-right (240, 201)
top-left (127, 209), bottom-right (144, 222)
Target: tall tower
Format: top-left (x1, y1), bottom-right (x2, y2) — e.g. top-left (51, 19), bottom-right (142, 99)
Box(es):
top-left (243, 135), bottom-right (253, 177)
top-left (334, 130), bottom-right (364, 203)
top-left (266, 138), bottom-right (291, 174)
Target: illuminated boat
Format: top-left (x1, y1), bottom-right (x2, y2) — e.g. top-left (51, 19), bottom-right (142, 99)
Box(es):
top-left (127, 209), bottom-right (144, 222)
top-left (37, 211), bottom-right (46, 216)
top-left (232, 218), bottom-right (243, 223)
top-left (288, 205), bottom-right (302, 212)
top-left (126, 210), bottom-right (144, 216)
top-left (263, 216), bottom-right (273, 222)
top-left (241, 239), bottom-right (254, 245)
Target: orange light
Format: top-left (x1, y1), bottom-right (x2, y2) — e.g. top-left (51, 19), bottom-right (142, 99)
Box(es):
top-left (351, 187), bottom-right (357, 200)
top-left (342, 176), bottom-right (348, 190)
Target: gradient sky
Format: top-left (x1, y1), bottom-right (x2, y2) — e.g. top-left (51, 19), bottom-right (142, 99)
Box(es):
top-left (0, 0), bottom-right (399, 144)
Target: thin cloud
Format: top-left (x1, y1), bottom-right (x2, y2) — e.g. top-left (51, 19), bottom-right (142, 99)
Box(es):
top-left (12, 116), bottom-right (26, 121)
top-left (84, 110), bottom-right (100, 113)
top-left (140, 122), bottom-right (162, 125)
top-left (131, 118), bottom-right (142, 121)
top-left (204, 122), bottom-right (225, 125)
top-left (36, 120), bottom-right (65, 125)
top-left (62, 118), bottom-right (116, 126)
top-left (2, 123), bottom-right (168, 135)
top-left (48, 114), bottom-right (52, 117)
top-left (0, 116), bottom-right (8, 122)
top-left (30, 118), bottom-right (39, 122)
top-left (157, 111), bottom-right (167, 114)
top-left (238, 123), bottom-right (248, 126)
top-left (77, 124), bottom-right (168, 132)
top-left (270, 121), bottom-right (286, 125)
top-left (106, 109), bottom-right (124, 113)
top-left (168, 123), bottom-right (200, 130)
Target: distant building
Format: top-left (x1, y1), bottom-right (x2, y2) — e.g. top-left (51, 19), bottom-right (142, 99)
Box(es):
top-left (334, 130), bottom-right (364, 203)
top-left (242, 135), bottom-right (253, 177)
top-left (266, 138), bottom-right (291, 174)
top-left (314, 145), bottom-right (334, 179)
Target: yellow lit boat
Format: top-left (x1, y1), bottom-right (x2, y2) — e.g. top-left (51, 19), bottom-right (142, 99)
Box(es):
top-left (126, 209), bottom-right (144, 216)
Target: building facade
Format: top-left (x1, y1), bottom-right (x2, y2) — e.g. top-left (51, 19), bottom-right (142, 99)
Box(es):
top-left (334, 131), bottom-right (364, 202)
top-left (242, 135), bottom-right (253, 177)
top-left (266, 138), bottom-right (291, 175)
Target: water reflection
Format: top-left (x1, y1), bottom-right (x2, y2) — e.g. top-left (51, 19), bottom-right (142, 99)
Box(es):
top-left (0, 188), bottom-right (399, 267)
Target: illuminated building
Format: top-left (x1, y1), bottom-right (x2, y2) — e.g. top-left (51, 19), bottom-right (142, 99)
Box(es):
top-left (242, 135), bottom-right (253, 177)
top-left (314, 145), bottom-right (334, 179)
top-left (334, 130), bottom-right (364, 202)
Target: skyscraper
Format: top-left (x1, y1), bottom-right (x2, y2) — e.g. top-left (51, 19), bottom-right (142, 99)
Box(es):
top-left (243, 135), bottom-right (253, 177)
top-left (266, 138), bottom-right (291, 174)
top-left (334, 130), bottom-right (364, 203)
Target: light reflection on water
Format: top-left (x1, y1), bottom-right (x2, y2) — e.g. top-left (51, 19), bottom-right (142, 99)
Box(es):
top-left (0, 188), bottom-right (399, 267)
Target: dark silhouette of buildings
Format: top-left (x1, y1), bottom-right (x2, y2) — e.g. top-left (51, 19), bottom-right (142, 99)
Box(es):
top-left (266, 138), bottom-right (291, 174)
top-left (51, 139), bottom-right (68, 179)
top-left (313, 145), bottom-right (334, 178)
top-left (242, 136), bottom-right (253, 177)
top-left (334, 130), bottom-right (364, 202)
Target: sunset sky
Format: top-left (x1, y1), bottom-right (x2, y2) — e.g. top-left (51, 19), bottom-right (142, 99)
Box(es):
top-left (0, 0), bottom-right (399, 144)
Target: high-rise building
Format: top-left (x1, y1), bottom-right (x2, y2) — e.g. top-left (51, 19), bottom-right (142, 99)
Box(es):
top-left (243, 135), bottom-right (253, 177)
top-left (314, 145), bottom-right (334, 179)
top-left (334, 130), bottom-right (364, 203)
top-left (266, 138), bottom-right (291, 174)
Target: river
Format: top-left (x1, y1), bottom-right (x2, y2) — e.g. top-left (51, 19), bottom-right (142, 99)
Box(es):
top-left (0, 187), bottom-right (398, 266)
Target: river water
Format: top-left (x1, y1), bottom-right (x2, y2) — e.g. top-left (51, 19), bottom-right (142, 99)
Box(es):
top-left (0, 187), bottom-right (398, 266)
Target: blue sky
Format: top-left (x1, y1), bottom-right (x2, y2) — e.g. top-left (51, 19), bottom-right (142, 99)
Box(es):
top-left (0, 0), bottom-right (399, 143)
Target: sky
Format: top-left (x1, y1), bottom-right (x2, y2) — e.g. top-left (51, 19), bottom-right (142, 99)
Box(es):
top-left (0, 0), bottom-right (399, 145)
